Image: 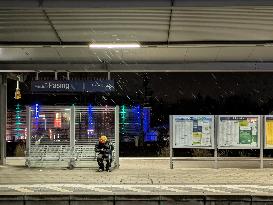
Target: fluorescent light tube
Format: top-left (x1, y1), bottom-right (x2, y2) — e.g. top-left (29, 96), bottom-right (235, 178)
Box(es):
top-left (89, 43), bottom-right (140, 49)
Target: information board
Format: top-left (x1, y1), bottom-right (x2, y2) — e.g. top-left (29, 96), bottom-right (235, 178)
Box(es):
top-left (172, 115), bottom-right (214, 148)
top-left (265, 116), bottom-right (273, 148)
top-left (218, 115), bottom-right (260, 149)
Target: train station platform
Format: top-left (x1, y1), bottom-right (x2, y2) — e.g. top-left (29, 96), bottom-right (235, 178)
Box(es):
top-left (1, 157), bottom-right (273, 204)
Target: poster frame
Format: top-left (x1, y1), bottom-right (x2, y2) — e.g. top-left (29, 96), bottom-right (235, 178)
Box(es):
top-left (172, 115), bottom-right (215, 149)
top-left (217, 115), bottom-right (261, 149)
top-left (264, 115), bottom-right (273, 149)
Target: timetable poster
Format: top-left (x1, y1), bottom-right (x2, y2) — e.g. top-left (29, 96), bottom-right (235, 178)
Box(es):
top-left (218, 116), bottom-right (259, 148)
top-left (173, 116), bottom-right (214, 148)
top-left (265, 117), bottom-right (273, 147)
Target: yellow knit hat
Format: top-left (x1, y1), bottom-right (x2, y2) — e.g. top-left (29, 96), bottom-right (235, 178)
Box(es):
top-left (99, 135), bottom-right (107, 143)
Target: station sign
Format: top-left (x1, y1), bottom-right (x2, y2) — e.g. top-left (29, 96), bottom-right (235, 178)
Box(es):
top-left (31, 80), bottom-right (115, 92)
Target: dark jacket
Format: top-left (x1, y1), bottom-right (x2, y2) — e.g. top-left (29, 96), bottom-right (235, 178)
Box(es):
top-left (95, 141), bottom-right (114, 155)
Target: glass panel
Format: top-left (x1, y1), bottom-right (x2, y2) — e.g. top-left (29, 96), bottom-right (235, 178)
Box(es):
top-left (30, 105), bottom-right (71, 145)
top-left (75, 106), bottom-right (115, 145)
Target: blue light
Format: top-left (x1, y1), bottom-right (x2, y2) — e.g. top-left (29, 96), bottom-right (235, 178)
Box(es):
top-left (87, 104), bottom-right (94, 137)
top-left (143, 107), bottom-right (150, 134)
top-left (136, 105), bottom-right (141, 118)
top-left (34, 104), bottom-right (40, 129)
top-left (35, 104), bottom-right (39, 119)
top-left (132, 105), bottom-right (141, 121)
top-left (145, 130), bottom-right (158, 142)
top-left (129, 105), bottom-right (141, 134)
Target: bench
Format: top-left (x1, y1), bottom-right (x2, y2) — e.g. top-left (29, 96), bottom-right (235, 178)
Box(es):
top-left (26, 144), bottom-right (116, 168)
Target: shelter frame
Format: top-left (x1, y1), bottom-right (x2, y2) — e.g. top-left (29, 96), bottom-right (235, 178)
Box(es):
top-left (169, 115), bottom-right (217, 169)
top-left (25, 105), bottom-right (120, 168)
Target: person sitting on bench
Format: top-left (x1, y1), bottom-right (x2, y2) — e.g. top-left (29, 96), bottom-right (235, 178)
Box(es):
top-left (95, 135), bottom-right (114, 172)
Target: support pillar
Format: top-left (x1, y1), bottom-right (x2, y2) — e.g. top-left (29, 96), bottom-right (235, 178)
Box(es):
top-left (0, 73), bottom-right (7, 165)
top-left (69, 105), bottom-right (76, 168)
top-left (214, 115), bottom-right (218, 169)
top-left (70, 105), bottom-right (75, 147)
top-left (115, 106), bottom-right (120, 168)
top-left (260, 115), bottom-right (264, 169)
top-left (108, 71), bottom-right (111, 80)
top-left (169, 115), bottom-right (173, 169)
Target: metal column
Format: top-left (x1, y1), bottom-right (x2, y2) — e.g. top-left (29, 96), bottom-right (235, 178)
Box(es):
top-left (0, 74), bottom-right (7, 165)
top-left (260, 115), bottom-right (264, 169)
top-left (69, 105), bottom-right (76, 168)
top-left (169, 115), bottom-right (173, 169)
top-left (115, 106), bottom-right (120, 168)
top-left (70, 105), bottom-right (75, 147)
top-left (214, 115), bottom-right (218, 169)
top-left (26, 106), bottom-right (31, 158)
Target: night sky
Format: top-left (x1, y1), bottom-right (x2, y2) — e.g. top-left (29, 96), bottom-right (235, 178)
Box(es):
top-left (7, 72), bottom-right (273, 126)
top-left (113, 72), bottom-right (273, 104)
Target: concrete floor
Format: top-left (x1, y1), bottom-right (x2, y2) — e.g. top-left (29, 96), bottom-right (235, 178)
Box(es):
top-left (1, 157), bottom-right (273, 196)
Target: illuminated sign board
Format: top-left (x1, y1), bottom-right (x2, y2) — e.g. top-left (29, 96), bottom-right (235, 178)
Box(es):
top-left (31, 80), bottom-right (115, 92)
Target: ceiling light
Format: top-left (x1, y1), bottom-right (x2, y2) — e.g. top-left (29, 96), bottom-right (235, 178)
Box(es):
top-left (89, 43), bottom-right (140, 49)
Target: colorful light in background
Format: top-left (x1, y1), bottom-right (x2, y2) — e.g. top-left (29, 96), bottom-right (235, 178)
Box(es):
top-left (131, 105), bottom-right (142, 134)
top-left (143, 107), bottom-right (157, 142)
top-left (87, 104), bottom-right (94, 137)
top-left (34, 104), bottom-right (39, 119)
top-left (143, 107), bottom-right (150, 135)
top-left (132, 105), bottom-right (141, 124)
top-left (24, 128), bottom-right (27, 139)
top-left (49, 129), bottom-right (52, 140)
top-left (144, 130), bottom-right (158, 142)
top-left (15, 104), bottom-right (22, 140)
top-left (120, 105), bottom-right (126, 135)
top-left (54, 112), bottom-right (62, 128)
top-left (38, 114), bottom-right (47, 130)
top-left (34, 104), bottom-right (39, 129)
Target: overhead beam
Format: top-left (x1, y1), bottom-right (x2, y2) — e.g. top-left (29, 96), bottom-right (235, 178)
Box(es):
top-left (1, 0), bottom-right (273, 9)
top-left (0, 40), bottom-right (273, 48)
top-left (1, 62), bottom-right (273, 72)
top-left (167, 0), bottom-right (175, 44)
top-left (42, 10), bottom-right (62, 44)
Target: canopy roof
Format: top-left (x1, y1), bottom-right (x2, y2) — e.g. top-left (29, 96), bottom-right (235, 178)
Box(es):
top-left (1, 0), bottom-right (273, 72)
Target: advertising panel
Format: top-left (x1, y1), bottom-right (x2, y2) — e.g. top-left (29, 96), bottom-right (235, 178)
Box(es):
top-left (265, 116), bottom-right (273, 148)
